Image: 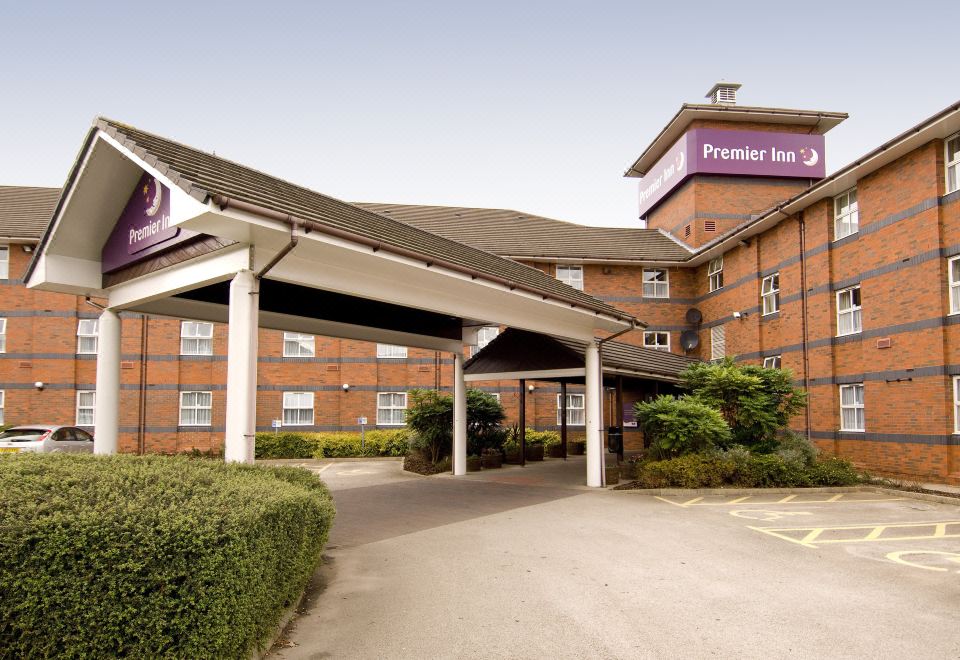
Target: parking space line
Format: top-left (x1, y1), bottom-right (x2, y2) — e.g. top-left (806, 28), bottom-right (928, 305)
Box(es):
top-left (750, 520), bottom-right (960, 549)
top-left (655, 493), bottom-right (906, 508)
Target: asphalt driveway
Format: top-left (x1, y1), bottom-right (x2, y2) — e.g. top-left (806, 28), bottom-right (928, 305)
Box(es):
top-left (268, 458), bottom-right (960, 659)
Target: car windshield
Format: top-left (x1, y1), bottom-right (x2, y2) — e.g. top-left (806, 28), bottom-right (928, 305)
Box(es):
top-left (0, 429), bottom-right (49, 442)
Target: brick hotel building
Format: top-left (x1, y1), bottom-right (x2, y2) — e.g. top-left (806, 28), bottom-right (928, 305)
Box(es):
top-left (2, 85), bottom-right (959, 483)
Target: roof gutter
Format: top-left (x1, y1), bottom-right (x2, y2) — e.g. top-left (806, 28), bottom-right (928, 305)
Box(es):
top-left (210, 195), bottom-right (638, 326)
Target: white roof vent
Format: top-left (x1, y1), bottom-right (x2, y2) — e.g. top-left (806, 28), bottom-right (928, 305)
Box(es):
top-left (706, 82), bottom-right (742, 105)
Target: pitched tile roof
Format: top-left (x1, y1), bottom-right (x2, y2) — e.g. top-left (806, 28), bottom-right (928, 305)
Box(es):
top-left (0, 186), bottom-right (60, 239)
top-left (90, 118), bottom-right (634, 321)
top-left (356, 203), bottom-right (692, 262)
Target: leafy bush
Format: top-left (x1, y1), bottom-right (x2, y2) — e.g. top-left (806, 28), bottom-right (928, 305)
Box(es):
top-left (774, 430), bottom-right (818, 468)
top-left (807, 457), bottom-right (860, 486)
top-left (503, 428), bottom-right (560, 452)
top-left (634, 395), bottom-right (731, 458)
top-left (405, 388), bottom-right (506, 463)
top-left (637, 453), bottom-right (736, 488)
top-left (633, 452), bottom-right (860, 489)
top-left (255, 431), bottom-right (321, 458)
top-left (0, 453), bottom-right (335, 658)
top-left (254, 429), bottom-right (409, 459)
top-left (402, 452), bottom-right (452, 475)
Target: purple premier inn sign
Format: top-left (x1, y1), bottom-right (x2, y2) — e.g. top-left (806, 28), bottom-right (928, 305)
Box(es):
top-left (638, 128), bottom-right (826, 218)
top-left (101, 172), bottom-right (197, 273)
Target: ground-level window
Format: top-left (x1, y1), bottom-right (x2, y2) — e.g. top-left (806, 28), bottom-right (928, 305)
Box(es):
top-left (642, 268), bottom-right (669, 298)
top-left (949, 256), bottom-right (960, 315)
top-left (761, 273), bottom-right (780, 315)
top-left (836, 285), bottom-right (862, 336)
top-left (180, 321), bottom-right (213, 355)
top-left (0, 246), bottom-right (8, 280)
top-left (490, 393), bottom-right (501, 403)
top-left (0, 318), bottom-right (5, 353)
top-left (282, 392), bottom-right (314, 426)
top-left (556, 265), bottom-right (584, 291)
top-left (947, 133), bottom-right (960, 195)
top-left (834, 188), bottom-right (859, 240)
top-left (476, 326), bottom-right (500, 352)
top-left (557, 393), bottom-right (585, 426)
top-left (179, 391), bottom-right (213, 426)
top-left (762, 355), bottom-right (782, 369)
top-left (76, 391), bottom-right (96, 426)
top-left (839, 384), bottom-right (865, 431)
top-left (376, 344), bottom-right (408, 359)
top-left (283, 332), bottom-right (315, 357)
top-left (643, 331), bottom-right (670, 352)
top-left (710, 325), bottom-right (726, 361)
top-left (708, 256), bottom-right (724, 292)
top-left (0, 390), bottom-right (4, 425)
top-left (77, 319), bottom-right (98, 354)
top-left (377, 392), bottom-right (407, 425)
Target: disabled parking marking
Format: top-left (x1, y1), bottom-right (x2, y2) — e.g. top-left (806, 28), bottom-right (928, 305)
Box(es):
top-left (729, 509), bottom-right (815, 521)
top-left (749, 520), bottom-right (960, 549)
top-left (885, 550), bottom-right (960, 572)
top-left (655, 493), bottom-right (905, 508)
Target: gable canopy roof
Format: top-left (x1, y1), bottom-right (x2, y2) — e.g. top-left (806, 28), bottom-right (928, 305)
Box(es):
top-left (356, 203), bottom-right (692, 263)
top-left (0, 186), bottom-right (60, 240)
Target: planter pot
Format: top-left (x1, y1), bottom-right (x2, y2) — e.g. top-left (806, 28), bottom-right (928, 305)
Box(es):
top-left (504, 450), bottom-right (523, 465)
top-left (570, 442), bottom-right (586, 456)
top-left (466, 457), bottom-right (482, 472)
top-left (605, 467), bottom-right (620, 485)
top-left (548, 444), bottom-right (564, 458)
top-left (525, 445), bottom-right (544, 462)
top-left (481, 453), bottom-right (503, 469)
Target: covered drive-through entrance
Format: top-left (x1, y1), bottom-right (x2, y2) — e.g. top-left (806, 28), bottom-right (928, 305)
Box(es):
top-left (24, 117), bottom-right (637, 486)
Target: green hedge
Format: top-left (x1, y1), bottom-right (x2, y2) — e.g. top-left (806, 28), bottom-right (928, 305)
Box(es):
top-left (254, 429), bottom-right (409, 459)
top-left (503, 429), bottom-right (561, 451)
top-left (632, 454), bottom-right (860, 489)
top-left (0, 454), bottom-right (336, 658)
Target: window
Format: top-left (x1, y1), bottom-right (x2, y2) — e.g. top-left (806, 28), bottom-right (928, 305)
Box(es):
top-left (710, 325), bottom-right (726, 361)
top-left (836, 286), bottom-right (862, 336)
top-left (0, 246), bottom-right (8, 279)
top-left (0, 390), bottom-right (4, 425)
top-left (761, 273), bottom-right (780, 315)
top-left (839, 384), bottom-right (865, 431)
top-left (180, 321), bottom-right (213, 355)
top-left (954, 377), bottom-right (960, 433)
top-left (377, 392), bottom-right (407, 425)
top-left (834, 189), bottom-right (859, 240)
top-left (179, 391), bottom-right (213, 426)
top-left (950, 256), bottom-right (960, 315)
top-left (76, 391), bottom-right (95, 426)
top-left (762, 355), bottom-right (782, 369)
top-left (556, 265), bottom-right (584, 291)
top-left (708, 256), bottom-right (724, 292)
top-left (556, 393), bottom-right (585, 426)
top-left (282, 392), bottom-right (314, 426)
top-left (643, 331), bottom-right (670, 352)
top-left (490, 393), bottom-right (501, 403)
top-left (0, 318), bottom-right (5, 353)
top-left (642, 269), bottom-right (669, 298)
top-left (283, 332), bottom-right (315, 357)
top-left (77, 319), bottom-right (99, 354)
top-left (376, 344), bottom-right (408, 359)
top-left (476, 326), bottom-right (499, 351)
top-left (947, 133), bottom-right (960, 195)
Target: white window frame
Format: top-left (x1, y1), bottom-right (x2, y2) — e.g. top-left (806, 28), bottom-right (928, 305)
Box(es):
top-left (761, 273), bottom-right (780, 315)
top-left (643, 331), bottom-right (670, 352)
top-left (0, 246), bottom-right (8, 280)
top-left (556, 265), bottom-right (584, 291)
top-left (76, 391), bottom-right (96, 426)
top-left (839, 384), bottom-right (865, 432)
top-left (642, 268), bottom-right (669, 298)
top-left (490, 393), bottom-right (501, 403)
top-left (708, 256), bottom-right (724, 292)
top-left (557, 393), bottom-right (585, 426)
top-left (77, 319), bottom-right (99, 354)
top-left (710, 324), bottom-right (726, 361)
top-left (179, 391), bottom-right (213, 427)
top-left (476, 326), bottom-right (500, 352)
top-left (836, 285), bottom-right (862, 336)
top-left (946, 133), bottom-right (960, 195)
top-left (953, 377), bottom-right (960, 434)
top-left (0, 390), bottom-right (4, 425)
top-left (950, 256), bottom-right (960, 315)
top-left (376, 344), bottom-right (408, 359)
top-left (377, 392), bottom-right (408, 426)
top-left (834, 188), bottom-right (859, 240)
top-left (0, 318), bottom-right (5, 353)
top-left (282, 391), bottom-right (314, 426)
top-left (283, 332), bottom-right (315, 358)
top-left (762, 355), bottom-right (782, 369)
top-left (180, 321), bottom-right (214, 356)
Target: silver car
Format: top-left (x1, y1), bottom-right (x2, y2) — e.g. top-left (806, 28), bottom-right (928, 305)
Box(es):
top-left (0, 425), bottom-right (95, 454)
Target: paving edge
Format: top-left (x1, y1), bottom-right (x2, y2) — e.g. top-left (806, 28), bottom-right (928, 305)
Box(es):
top-left (872, 486), bottom-right (960, 506)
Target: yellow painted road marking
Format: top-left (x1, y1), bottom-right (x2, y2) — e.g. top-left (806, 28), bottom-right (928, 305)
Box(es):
top-left (750, 521), bottom-right (960, 549)
top-left (656, 493), bottom-right (905, 508)
top-left (886, 550), bottom-right (960, 572)
top-left (729, 509), bottom-right (814, 521)
top-left (777, 495), bottom-right (797, 503)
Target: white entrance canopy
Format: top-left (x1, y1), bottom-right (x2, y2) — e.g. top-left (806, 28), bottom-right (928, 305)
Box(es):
top-left (25, 117), bottom-right (638, 486)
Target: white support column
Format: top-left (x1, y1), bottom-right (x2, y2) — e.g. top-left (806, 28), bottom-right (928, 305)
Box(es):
top-left (224, 270), bottom-right (259, 463)
top-left (584, 340), bottom-right (603, 487)
top-left (93, 308), bottom-right (121, 455)
top-left (453, 351), bottom-right (467, 476)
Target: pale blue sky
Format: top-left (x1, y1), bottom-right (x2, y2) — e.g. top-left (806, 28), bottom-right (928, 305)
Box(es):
top-left (1, 1), bottom-right (956, 226)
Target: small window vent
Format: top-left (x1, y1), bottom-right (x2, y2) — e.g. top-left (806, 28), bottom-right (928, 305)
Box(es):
top-left (705, 82), bottom-right (742, 105)
top-left (684, 224), bottom-right (692, 238)
top-left (704, 220), bottom-right (717, 232)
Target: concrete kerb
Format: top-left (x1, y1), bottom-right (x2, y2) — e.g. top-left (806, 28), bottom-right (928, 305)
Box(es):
top-left (613, 485), bottom-right (960, 505)
top-left (261, 457), bottom-right (404, 464)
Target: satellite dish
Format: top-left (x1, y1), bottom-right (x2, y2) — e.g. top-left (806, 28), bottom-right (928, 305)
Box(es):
top-left (680, 330), bottom-right (700, 351)
top-left (685, 308), bottom-right (703, 324)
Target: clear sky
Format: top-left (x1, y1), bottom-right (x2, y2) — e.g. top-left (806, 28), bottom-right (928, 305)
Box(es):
top-left (0, 1), bottom-right (956, 227)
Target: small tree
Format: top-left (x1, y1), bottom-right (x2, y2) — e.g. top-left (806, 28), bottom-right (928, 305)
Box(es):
top-left (405, 389), bottom-right (506, 463)
top-left (634, 395), bottom-right (731, 458)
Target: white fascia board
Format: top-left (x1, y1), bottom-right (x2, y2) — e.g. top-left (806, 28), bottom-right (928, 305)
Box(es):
top-left (27, 253), bottom-right (104, 295)
top-left (464, 368), bottom-right (585, 382)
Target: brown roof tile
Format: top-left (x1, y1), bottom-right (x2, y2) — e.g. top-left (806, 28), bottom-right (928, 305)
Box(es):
top-left (0, 186), bottom-right (60, 239)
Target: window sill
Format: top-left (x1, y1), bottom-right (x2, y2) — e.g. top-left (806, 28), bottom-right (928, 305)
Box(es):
top-left (836, 331), bottom-right (862, 338)
top-left (839, 429), bottom-right (865, 433)
top-left (833, 231), bottom-right (859, 243)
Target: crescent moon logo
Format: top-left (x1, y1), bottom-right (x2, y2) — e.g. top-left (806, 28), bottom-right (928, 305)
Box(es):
top-left (802, 148), bottom-right (819, 167)
top-left (676, 150), bottom-right (685, 172)
top-left (144, 178), bottom-right (162, 217)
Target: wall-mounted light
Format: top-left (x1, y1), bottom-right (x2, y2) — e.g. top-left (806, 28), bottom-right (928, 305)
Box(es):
top-left (528, 384), bottom-right (535, 392)
top-left (342, 383), bottom-right (350, 391)
top-left (22, 245), bottom-right (33, 253)
top-left (732, 311), bottom-right (742, 319)
top-left (34, 381), bottom-right (44, 391)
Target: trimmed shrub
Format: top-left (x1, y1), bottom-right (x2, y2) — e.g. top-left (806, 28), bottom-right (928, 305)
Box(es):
top-left (255, 431), bottom-right (321, 458)
top-left (254, 429), bottom-right (409, 459)
top-left (503, 428), bottom-right (560, 452)
top-left (633, 452), bottom-right (860, 489)
top-left (807, 457), bottom-right (860, 486)
top-left (637, 454), bottom-right (736, 488)
top-left (634, 395), bottom-right (732, 458)
top-left (0, 453), bottom-right (335, 658)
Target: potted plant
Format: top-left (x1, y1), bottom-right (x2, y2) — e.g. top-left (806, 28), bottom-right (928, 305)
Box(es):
top-left (570, 440), bottom-right (586, 455)
top-left (525, 442), bottom-right (544, 462)
top-left (548, 443), bottom-right (564, 458)
top-left (481, 447), bottom-right (503, 469)
top-left (466, 455), bottom-right (482, 472)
